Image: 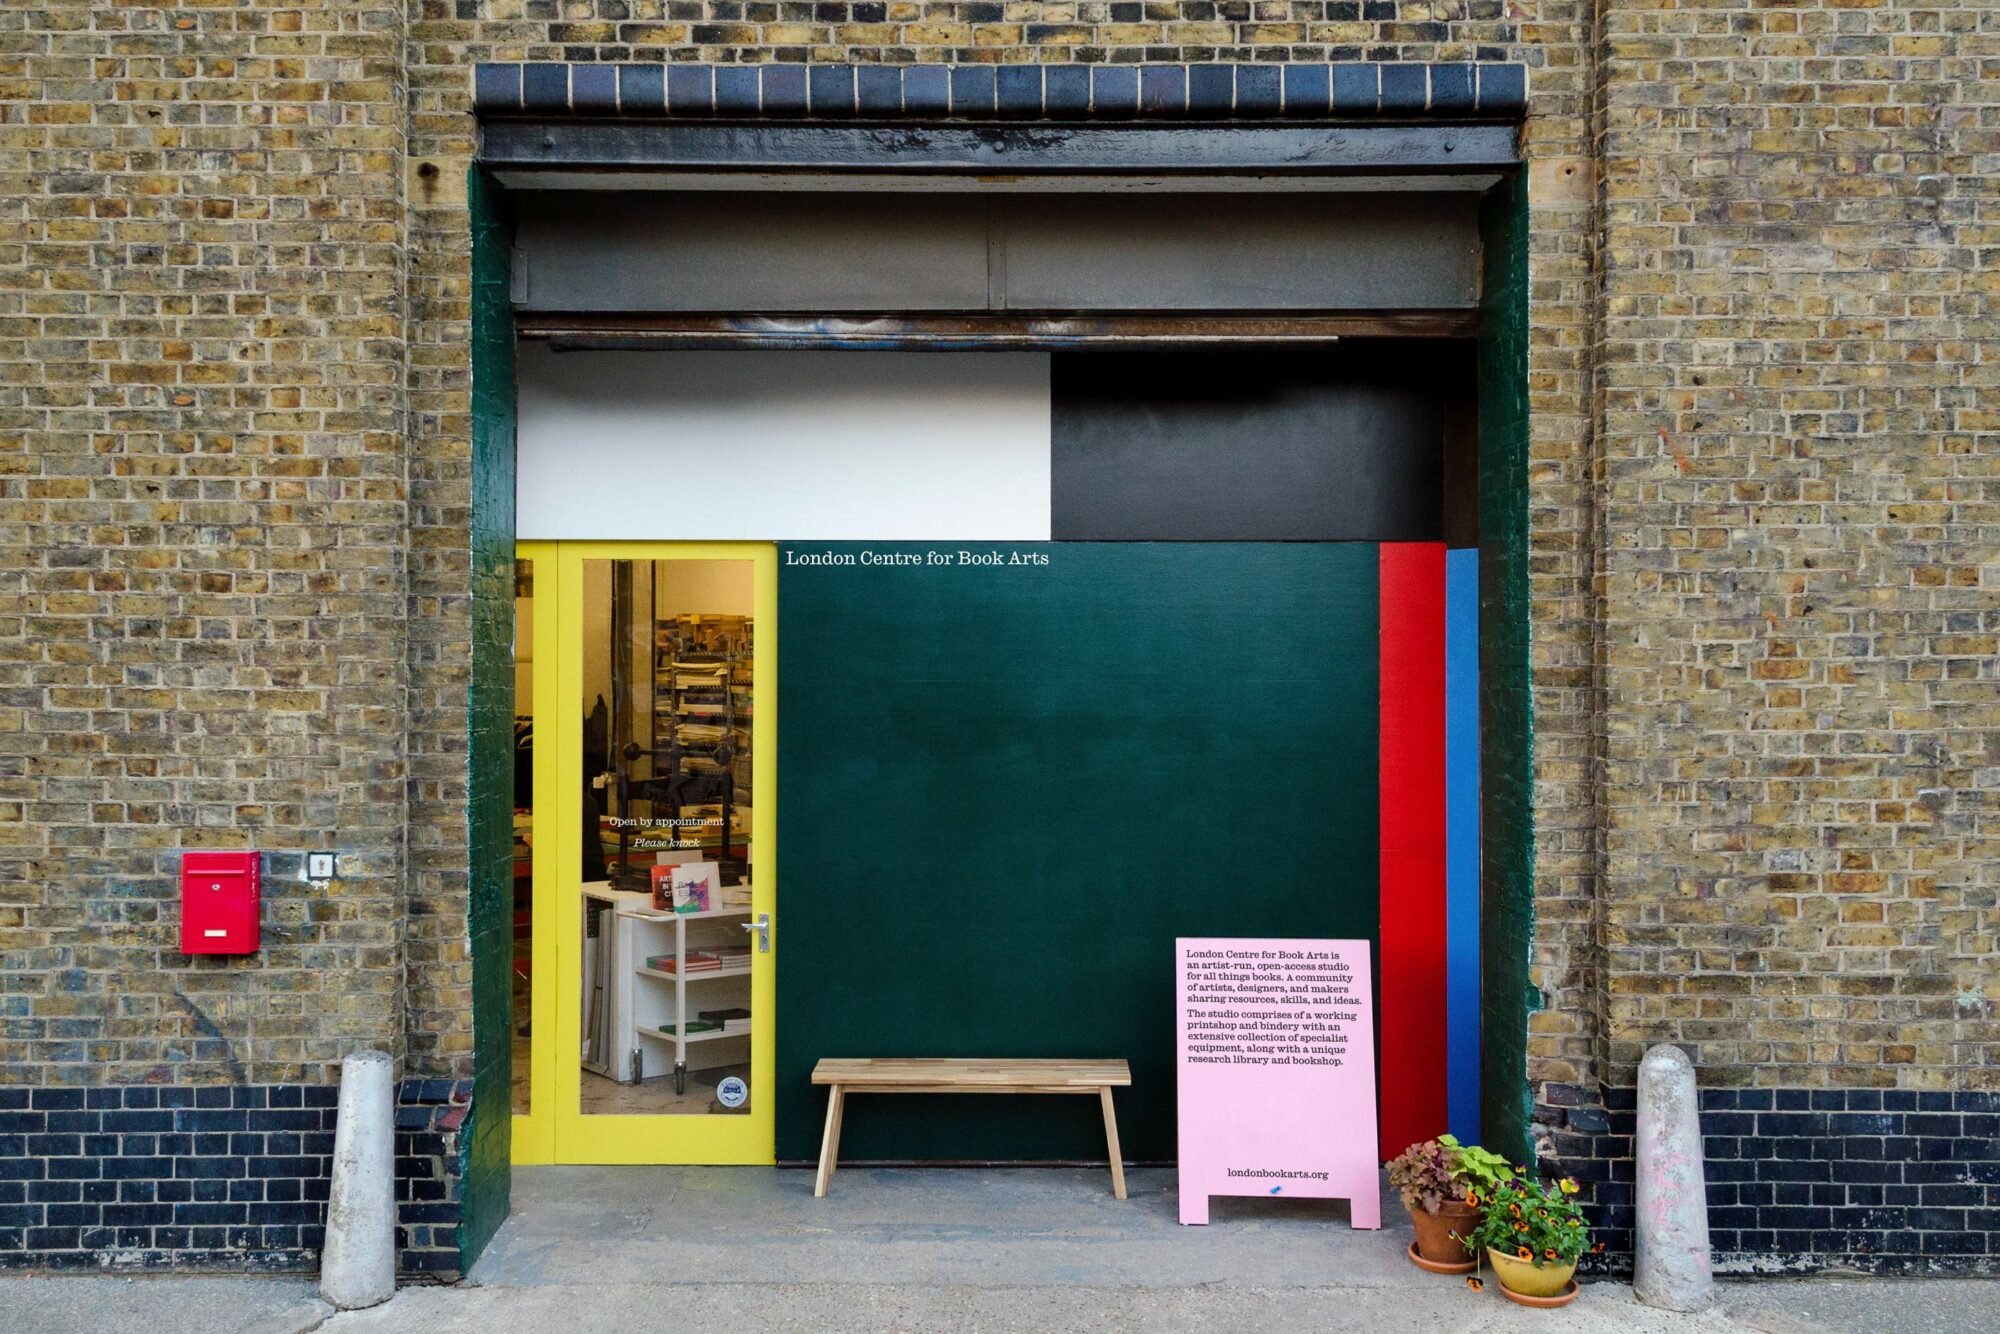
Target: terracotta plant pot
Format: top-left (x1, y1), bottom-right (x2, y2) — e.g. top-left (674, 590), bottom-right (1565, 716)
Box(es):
top-left (1406, 1241), bottom-right (1477, 1275)
top-left (1485, 1247), bottom-right (1579, 1301)
top-left (1498, 1279), bottom-right (1580, 1309)
top-left (1407, 1198), bottom-right (1478, 1264)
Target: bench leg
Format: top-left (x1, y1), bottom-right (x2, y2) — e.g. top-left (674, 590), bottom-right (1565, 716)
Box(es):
top-left (828, 1086), bottom-right (846, 1180)
top-left (1099, 1086), bottom-right (1127, 1201)
top-left (814, 1085), bottom-right (844, 1198)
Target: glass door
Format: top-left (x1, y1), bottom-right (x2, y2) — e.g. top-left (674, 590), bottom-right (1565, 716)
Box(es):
top-left (515, 541), bottom-right (776, 1165)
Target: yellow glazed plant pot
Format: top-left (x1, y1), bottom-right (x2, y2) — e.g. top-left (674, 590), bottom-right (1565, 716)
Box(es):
top-left (1486, 1248), bottom-right (1577, 1299)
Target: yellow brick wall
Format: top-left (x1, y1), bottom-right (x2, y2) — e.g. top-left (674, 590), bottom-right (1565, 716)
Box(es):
top-left (4, 0), bottom-right (1992, 1106)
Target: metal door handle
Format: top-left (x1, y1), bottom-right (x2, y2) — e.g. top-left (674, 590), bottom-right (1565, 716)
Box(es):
top-left (741, 913), bottom-right (770, 953)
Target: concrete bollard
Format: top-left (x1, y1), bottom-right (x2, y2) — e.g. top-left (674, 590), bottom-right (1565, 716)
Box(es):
top-left (321, 1049), bottom-right (396, 1310)
top-left (1633, 1043), bottom-right (1714, 1312)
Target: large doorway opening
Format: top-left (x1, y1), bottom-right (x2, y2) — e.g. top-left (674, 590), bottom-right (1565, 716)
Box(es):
top-left (468, 94), bottom-right (1528, 1264)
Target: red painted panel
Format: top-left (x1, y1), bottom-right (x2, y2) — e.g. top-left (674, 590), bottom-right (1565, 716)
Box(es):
top-left (1378, 542), bottom-right (1448, 1156)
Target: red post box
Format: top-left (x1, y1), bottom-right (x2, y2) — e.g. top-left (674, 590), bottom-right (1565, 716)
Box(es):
top-left (180, 851), bottom-right (261, 955)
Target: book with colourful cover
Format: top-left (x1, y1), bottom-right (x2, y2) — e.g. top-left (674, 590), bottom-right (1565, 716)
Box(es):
top-left (670, 861), bottom-right (717, 913)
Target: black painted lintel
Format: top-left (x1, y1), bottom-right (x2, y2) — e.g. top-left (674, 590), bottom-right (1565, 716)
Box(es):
top-left (480, 120), bottom-right (1521, 177)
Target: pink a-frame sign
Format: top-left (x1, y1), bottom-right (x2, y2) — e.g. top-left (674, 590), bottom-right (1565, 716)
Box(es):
top-left (1176, 937), bottom-right (1381, 1227)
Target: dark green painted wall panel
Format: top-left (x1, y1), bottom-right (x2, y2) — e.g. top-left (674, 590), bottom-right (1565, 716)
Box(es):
top-left (775, 542), bottom-right (1379, 1162)
top-left (1476, 172), bottom-right (1537, 1166)
top-left (463, 168), bottom-right (516, 1269)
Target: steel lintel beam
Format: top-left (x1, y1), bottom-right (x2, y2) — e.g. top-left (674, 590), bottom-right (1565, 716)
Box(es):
top-left (480, 120), bottom-right (1520, 178)
top-left (518, 312), bottom-right (1479, 350)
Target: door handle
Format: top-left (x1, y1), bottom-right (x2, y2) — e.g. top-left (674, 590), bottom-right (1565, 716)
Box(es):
top-left (741, 913), bottom-right (771, 953)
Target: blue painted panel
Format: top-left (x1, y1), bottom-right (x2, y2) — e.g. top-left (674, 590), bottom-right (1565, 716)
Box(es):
top-left (1445, 546), bottom-right (1481, 1144)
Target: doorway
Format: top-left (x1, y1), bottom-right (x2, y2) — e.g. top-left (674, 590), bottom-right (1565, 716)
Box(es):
top-left (466, 107), bottom-right (1534, 1268)
top-left (512, 540), bottom-right (777, 1165)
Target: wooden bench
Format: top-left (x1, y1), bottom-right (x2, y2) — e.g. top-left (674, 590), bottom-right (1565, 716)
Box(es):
top-left (809, 1058), bottom-right (1133, 1200)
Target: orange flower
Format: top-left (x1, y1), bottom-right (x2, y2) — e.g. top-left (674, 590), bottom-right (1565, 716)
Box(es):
top-left (1508, 1202), bottom-right (1522, 1218)
top-left (1516, 1246), bottom-right (1533, 1260)
top-left (1514, 1221), bottom-right (1529, 1233)
top-left (1465, 1190), bottom-right (1481, 1208)
top-left (1591, 1242), bottom-right (1606, 1254)
top-left (1543, 1247), bottom-right (1558, 1261)
top-left (1465, 1277), bottom-right (1483, 1292)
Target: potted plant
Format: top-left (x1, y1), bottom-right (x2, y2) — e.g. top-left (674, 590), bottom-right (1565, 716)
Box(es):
top-left (1386, 1138), bottom-right (1480, 1271)
top-left (1463, 1174), bottom-right (1597, 1307)
top-left (1439, 1134), bottom-right (1513, 1197)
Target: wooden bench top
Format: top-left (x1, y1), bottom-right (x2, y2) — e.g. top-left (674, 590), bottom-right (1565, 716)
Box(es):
top-left (810, 1058), bottom-right (1132, 1198)
top-left (811, 1058), bottom-right (1131, 1090)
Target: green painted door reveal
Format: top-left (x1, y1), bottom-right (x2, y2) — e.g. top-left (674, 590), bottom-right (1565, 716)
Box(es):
top-left (463, 167), bottom-right (518, 1269)
top-left (1476, 168), bottom-right (1538, 1167)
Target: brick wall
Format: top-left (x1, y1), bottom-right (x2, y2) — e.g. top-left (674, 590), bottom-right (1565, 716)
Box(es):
top-left (0, 1079), bottom-right (468, 1273)
top-left (2, 0), bottom-right (1994, 1280)
top-left (0, 3), bottom-right (411, 1087)
top-left (1548, 1084), bottom-right (2000, 1276)
top-left (1589, 0), bottom-right (1999, 1092)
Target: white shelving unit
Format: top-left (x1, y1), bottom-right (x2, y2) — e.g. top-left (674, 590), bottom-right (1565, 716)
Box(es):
top-left (579, 885), bottom-right (637, 1080)
top-left (619, 896), bottom-right (753, 1093)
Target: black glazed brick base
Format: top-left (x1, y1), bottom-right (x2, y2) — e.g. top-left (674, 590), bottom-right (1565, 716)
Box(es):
top-left (1539, 1083), bottom-right (2000, 1276)
top-left (0, 1079), bottom-right (472, 1274)
top-left (397, 1078), bottom-right (472, 1275)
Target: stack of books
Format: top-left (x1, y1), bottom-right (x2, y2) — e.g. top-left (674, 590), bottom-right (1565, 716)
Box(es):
top-left (647, 949), bottom-right (722, 974)
top-left (698, 1007), bottom-right (751, 1036)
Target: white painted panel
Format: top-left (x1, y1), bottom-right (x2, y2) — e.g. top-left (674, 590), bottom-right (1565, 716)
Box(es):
top-left (517, 347), bottom-right (1052, 540)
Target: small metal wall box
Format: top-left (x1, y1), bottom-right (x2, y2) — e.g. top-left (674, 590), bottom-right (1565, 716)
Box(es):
top-left (180, 850), bottom-right (261, 955)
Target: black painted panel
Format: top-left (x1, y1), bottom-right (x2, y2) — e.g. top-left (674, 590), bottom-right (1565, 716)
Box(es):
top-left (481, 122), bottom-right (1523, 176)
top-left (1004, 193), bottom-right (1479, 313)
top-left (1052, 345), bottom-right (1464, 541)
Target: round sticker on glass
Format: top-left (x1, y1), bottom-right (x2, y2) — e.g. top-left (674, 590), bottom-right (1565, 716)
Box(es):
top-left (717, 1076), bottom-right (748, 1109)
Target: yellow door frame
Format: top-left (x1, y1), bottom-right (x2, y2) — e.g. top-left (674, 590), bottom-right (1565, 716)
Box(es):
top-left (512, 540), bottom-right (557, 1165)
top-left (513, 540), bottom-right (777, 1166)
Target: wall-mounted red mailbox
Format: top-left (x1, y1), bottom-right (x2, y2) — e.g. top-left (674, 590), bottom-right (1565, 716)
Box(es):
top-left (180, 851), bottom-right (260, 955)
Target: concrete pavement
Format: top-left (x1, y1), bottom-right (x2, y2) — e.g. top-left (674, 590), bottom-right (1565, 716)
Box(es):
top-left (3, 1168), bottom-right (1994, 1333)
top-left (0, 1275), bottom-right (331, 1334)
top-left (8, 1271), bottom-right (1997, 1334)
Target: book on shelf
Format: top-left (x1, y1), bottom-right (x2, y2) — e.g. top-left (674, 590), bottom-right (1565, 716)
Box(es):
top-left (646, 949), bottom-right (721, 974)
top-left (698, 1007), bottom-right (752, 1034)
top-left (662, 1018), bottom-right (723, 1035)
top-left (675, 723), bottom-right (730, 744)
